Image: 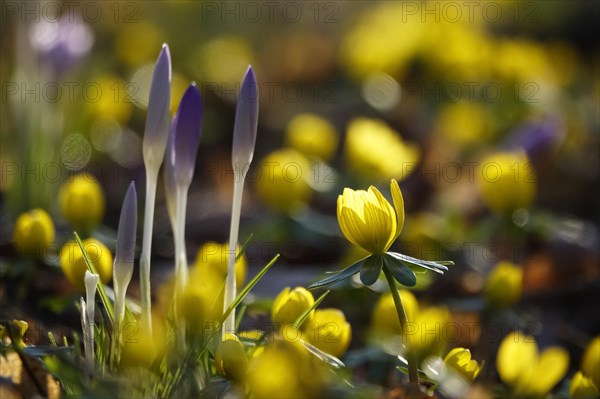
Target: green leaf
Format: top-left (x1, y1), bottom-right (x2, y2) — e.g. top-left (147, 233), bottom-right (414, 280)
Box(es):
top-left (235, 233), bottom-right (254, 262)
top-left (293, 290), bottom-right (330, 330)
top-left (308, 257), bottom-right (367, 290)
top-left (360, 255), bottom-right (383, 286)
top-left (300, 338), bottom-right (345, 369)
top-left (74, 232), bottom-right (115, 325)
top-left (383, 255), bottom-right (416, 287)
top-left (387, 251), bottom-right (452, 274)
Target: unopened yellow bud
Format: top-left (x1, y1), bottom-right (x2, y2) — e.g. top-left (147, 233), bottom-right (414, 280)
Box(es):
top-left (60, 239), bottom-right (112, 291)
top-left (303, 309), bottom-right (351, 358)
top-left (476, 150), bottom-right (536, 214)
top-left (13, 209), bottom-right (55, 258)
top-left (582, 336), bottom-right (600, 388)
top-left (484, 261), bottom-right (522, 308)
top-left (285, 113), bottom-right (338, 161)
top-left (215, 334), bottom-right (248, 382)
top-left (255, 149), bottom-right (312, 213)
top-left (59, 174), bottom-right (105, 231)
top-left (272, 287), bottom-right (315, 327)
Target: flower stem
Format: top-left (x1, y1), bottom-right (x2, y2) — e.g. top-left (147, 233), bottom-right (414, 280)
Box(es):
top-left (223, 175), bottom-right (245, 336)
top-left (174, 186), bottom-right (189, 353)
top-left (140, 168), bottom-right (158, 335)
top-left (382, 265), bottom-right (420, 394)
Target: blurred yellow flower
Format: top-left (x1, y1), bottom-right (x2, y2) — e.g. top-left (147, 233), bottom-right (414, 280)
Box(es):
top-left (444, 347), bottom-right (481, 382)
top-left (59, 174), bottom-right (105, 232)
top-left (115, 22), bottom-right (162, 67)
top-left (87, 75), bottom-right (132, 124)
top-left (337, 179), bottom-right (404, 254)
top-left (194, 241), bottom-right (247, 289)
top-left (13, 208), bottom-right (55, 258)
top-left (372, 289), bottom-right (418, 336)
top-left (119, 315), bottom-right (166, 369)
top-left (345, 118), bottom-right (419, 182)
top-left (494, 38), bottom-right (558, 87)
top-left (255, 149), bottom-right (312, 213)
top-left (497, 331), bottom-right (569, 397)
top-left (247, 339), bottom-right (325, 398)
top-left (582, 336), bottom-right (600, 388)
top-left (434, 101), bottom-right (490, 145)
top-left (302, 308), bottom-right (351, 358)
top-left (484, 261), bottom-right (523, 308)
top-left (272, 287), bottom-right (315, 328)
top-left (570, 371), bottom-right (599, 398)
top-left (196, 36), bottom-right (254, 92)
top-left (285, 113), bottom-right (338, 161)
top-left (340, 3), bottom-right (425, 79)
top-left (170, 73), bottom-right (190, 115)
top-left (60, 238), bottom-right (112, 291)
top-left (476, 149), bottom-right (536, 214)
top-left (215, 333), bottom-right (248, 383)
top-left (408, 305), bottom-right (453, 362)
top-left (177, 268), bottom-right (224, 331)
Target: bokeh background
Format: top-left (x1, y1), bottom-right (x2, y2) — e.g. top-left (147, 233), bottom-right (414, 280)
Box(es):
top-left (1, 0), bottom-right (599, 395)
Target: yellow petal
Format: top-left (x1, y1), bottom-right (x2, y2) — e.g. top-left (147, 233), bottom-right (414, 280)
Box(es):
top-left (497, 331), bottom-right (537, 386)
top-left (529, 347), bottom-right (569, 396)
top-left (390, 179), bottom-right (405, 240)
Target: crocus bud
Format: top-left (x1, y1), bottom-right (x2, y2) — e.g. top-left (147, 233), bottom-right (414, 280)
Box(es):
top-left (215, 333), bottom-right (248, 382)
top-left (443, 347), bottom-right (481, 382)
top-left (232, 66), bottom-right (259, 173)
top-left (302, 309), bottom-right (351, 358)
top-left (13, 208), bottom-right (55, 258)
top-left (163, 118), bottom-right (178, 230)
top-left (113, 182), bottom-right (137, 322)
top-left (84, 271), bottom-right (99, 323)
top-left (59, 174), bottom-right (105, 231)
top-left (143, 44), bottom-right (172, 169)
top-left (272, 287), bottom-right (315, 327)
top-left (484, 261), bottom-right (523, 308)
top-left (170, 84), bottom-right (203, 187)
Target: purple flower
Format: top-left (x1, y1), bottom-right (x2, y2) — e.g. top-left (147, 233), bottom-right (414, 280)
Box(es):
top-left (114, 181), bottom-right (137, 281)
top-left (170, 84), bottom-right (203, 186)
top-left (143, 44), bottom-right (172, 168)
top-left (232, 66), bottom-right (259, 169)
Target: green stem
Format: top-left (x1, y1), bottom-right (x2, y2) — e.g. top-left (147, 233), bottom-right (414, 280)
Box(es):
top-left (140, 168), bottom-right (159, 335)
top-left (382, 265), bottom-right (420, 393)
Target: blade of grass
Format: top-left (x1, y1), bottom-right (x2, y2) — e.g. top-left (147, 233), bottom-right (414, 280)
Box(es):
top-left (74, 232), bottom-right (115, 325)
top-left (235, 233), bottom-right (254, 262)
top-left (293, 290), bottom-right (330, 330)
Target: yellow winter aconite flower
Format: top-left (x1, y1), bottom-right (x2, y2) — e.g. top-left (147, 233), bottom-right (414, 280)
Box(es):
top-left (570, 371), bottom-right (599, 398)
top-left (582, 336), bottom-right (600, 388)
top-left (272, 287), bottom-right (315, 327)
top-left (119, 316), bottom-right (166, 369)
top-left (476, 150), bottom-right (536, 214)
top-left (408, 306), bottom-right (453, 362)
top-left (60, 239), bottom-right (112, 291)
top-left (337, 179), bottom-right (404, 254)
top-left (444, 347), bottom-right (481, 382)
top-left (247, 339), bottom-right (326, 398)
top-left (497, 331), bottom-right (569, 397)
top-left (372, 289), bottom-right (418, 335)
top-left (194, 242), bottom-right (247, 289)
top-left (484, 261), bottom-right (523, 308)
top-left (345, 118), bottom-right (419, 182)
top-left (87, 75), bottom-right (132, 124)
top-left (215, 334), bottom-right (248, 383)
top-left (434, 101), bottom-right (490, 145)
top-left (285, 113), bottom-right (338, 161)
top-left (59, 174), bottom-right (105, 231)
top-left (13, 208), bottom-right (55, 257)
top-left (255, 149), bottom-right (312, 213)
top-left (302, 309), bottom-right (351, 358)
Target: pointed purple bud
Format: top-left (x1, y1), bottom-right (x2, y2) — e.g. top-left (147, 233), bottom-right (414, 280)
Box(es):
top-left (171, 83), bottom-right (203, 186)
top-left (232, 66), bottom-right (259, 169)
top-left (164, 117), bottom-right (178, 224)
top-left (114, 181), bottom-right (137, 279)
top-left (143, 44), bottom-right (172, 168)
